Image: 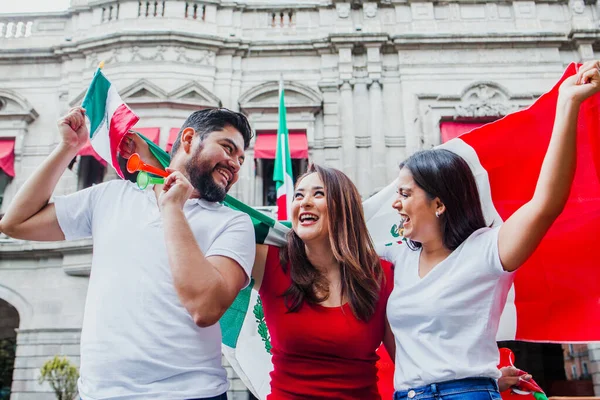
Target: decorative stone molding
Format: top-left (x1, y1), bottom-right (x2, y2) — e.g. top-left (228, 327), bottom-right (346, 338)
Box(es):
top-left (175, 47), bottom-right (215, 66)
top-left (455, 102), bottom-right (517, 118)
top-left (385, 135), bottom-right (406, 147)
top-left (239, 81), bottom-right (323, 114)
top-left (120, 78), bottom-right (168, 101)
top-left (69, 79), bottom-right (221, 109)
top-left (364, 3), bottom-right (378, 19)
top-left (336, 3), bottom-right (350, 19)
top-left (570, 0), bottom-right (586, 14)
top-left (0, 284), bottom-right (33, 328)
top-left (455, 83), bottom-right (518, 118)
top-left (323, 137), bottom-right (343, 148)
top-left (0, 237), bottom-right (93, 277)
top-left (85, 46), bottom-right (213, 69)
top-left (355, 136), bottom-right (371, 148)
top-left (415, 82), bottom-right (538, 148)
top-left (167, 81), bottom-right (222, 108)
top-left (0, 90), bottom-right (39, 124)
top-left (0, 21), bottom-right (33, 38)
top-left (131, 45), bottom-right (166, 62)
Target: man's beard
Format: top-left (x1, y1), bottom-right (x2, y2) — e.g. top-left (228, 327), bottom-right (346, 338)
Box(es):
top-left (185, 156), bottom-right (228, 203)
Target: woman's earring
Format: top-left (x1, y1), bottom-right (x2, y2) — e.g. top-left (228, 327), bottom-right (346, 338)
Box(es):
top-left (435, 211), bottom-right (440, 218)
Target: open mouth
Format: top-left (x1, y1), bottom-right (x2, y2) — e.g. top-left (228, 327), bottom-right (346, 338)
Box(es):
top-left (299, 212), bottom-right (319, 225)
top-left (215, 167), bottom-right (232, 186)
top-left (399, 214), bottom-right (410, 228)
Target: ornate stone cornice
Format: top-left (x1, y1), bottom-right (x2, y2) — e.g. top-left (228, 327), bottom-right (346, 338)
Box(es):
top-left (392, 32), bottom-right (567, 47)
top-left (0, 238), bottom-right (92, 258)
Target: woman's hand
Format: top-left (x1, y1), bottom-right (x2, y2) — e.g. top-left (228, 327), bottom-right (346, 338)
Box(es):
top-left (559, 60), bottom-right (600, 104)
top-left (498, 366), bottom-right (532, 392)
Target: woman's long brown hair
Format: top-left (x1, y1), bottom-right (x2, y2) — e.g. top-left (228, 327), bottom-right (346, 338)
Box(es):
top-left (281, 164), bottom-right (384, 322)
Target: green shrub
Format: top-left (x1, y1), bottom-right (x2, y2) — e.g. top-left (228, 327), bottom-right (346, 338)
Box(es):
top-left (38, 356), bottom-right (78, 400)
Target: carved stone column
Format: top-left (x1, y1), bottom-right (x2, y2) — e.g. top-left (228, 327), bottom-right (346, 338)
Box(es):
top-left (338, 45), bottom-right (355, 180)
top-left (319, 82), bottom-right (343, 170)
top-left (353, 79), bottom-right (371, 196)
top-left (368, 79), bottom-right (386, 191)
top-left (230, 55), bottom-right (243, 112)
top-left (339, 81), bottom-right (355, 181)
top-left (366, 44), bottom-right (386, 192)
top-left (382, 66), bottom-right (406, 183)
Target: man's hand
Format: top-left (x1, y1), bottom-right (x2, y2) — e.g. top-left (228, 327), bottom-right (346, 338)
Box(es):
top-left (58, 107), bottom-right (89, 150)
top-left (498, 366), bottom-right (532, 392)
top-left (159, 168), bottom-right (193, 211)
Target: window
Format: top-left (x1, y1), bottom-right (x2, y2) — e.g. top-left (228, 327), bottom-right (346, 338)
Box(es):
top-left (439, 120), bottom-right (497, 143)
top-left (259, 158), bottom-right (306, 206)
top-left (582, 362), bottom-right (589, 376)
top-left (568, 344), bottom-right (574, 355)
top-left (77, 156), bottom-right (107, 189)
top-left (571, 364), bottom-right (578, 379)
top-left (253, 129), bottom-right (309, 206)
top-left (0, 171), bottom-right (10, 208)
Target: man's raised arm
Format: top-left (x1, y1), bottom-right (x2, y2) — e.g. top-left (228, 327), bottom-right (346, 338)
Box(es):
top-left (0, 107), bottom-right (89, 241)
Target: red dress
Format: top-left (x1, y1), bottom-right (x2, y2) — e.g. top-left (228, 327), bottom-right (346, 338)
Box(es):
top-left (259, 246), bottom-right (394, 400)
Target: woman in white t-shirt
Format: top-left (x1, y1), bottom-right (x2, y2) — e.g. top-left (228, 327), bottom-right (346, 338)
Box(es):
top-left (381, 61), bottom-right (600, 400)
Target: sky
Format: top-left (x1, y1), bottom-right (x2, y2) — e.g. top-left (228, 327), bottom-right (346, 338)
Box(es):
top-left (0, 0), bottom-right (70, 14)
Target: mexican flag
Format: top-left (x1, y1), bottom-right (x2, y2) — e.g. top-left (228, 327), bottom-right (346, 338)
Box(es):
top-left (103, 63), bottom-right (599, 399)
top-left (82, 63), bottom-right (139, 179)
top-left (217, 63), bottom-right (600, 398)
top-left (273, 78), bottom-right (294, 220)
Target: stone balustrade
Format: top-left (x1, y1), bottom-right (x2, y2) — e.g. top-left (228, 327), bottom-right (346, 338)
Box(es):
top-left (0, 21), bottom-right (33, 38)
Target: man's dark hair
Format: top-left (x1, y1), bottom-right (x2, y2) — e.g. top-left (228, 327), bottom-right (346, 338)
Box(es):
top-left (170, 108), bottom-right (253, 155)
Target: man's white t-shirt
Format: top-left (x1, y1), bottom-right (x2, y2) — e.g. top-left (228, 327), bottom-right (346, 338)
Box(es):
top-left (379, 227), bottom-right (514, 391)
top-left (54, 180), bottom-right (256, 400)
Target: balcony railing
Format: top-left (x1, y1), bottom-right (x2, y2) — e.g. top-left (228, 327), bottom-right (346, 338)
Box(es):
top-left (270, 10), bottom-right (295, 28)
top-left (0, 21), bottom-right (33, 38)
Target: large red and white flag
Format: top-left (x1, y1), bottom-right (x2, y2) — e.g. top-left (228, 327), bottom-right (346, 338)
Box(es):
top-left (365, 63), bottom-right (600, 342)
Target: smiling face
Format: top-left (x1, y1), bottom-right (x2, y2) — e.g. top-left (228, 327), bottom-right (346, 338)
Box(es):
top-left (185, 124), bottom-right (245, 202)
top-left (392, 167), bottom-right (443, 244)
top-left (291, 172), bottom-right (330, 244)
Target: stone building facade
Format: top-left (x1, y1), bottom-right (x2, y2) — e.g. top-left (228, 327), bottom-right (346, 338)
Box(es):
top-left (1, 0), bottom-right (600, 398)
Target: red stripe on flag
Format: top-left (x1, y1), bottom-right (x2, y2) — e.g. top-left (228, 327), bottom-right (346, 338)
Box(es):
top-left (276, 195), bottom-right (288, 221)
top-left (459, 63), bottom-right (600, 342)
top-left (109, 104), bottom-right (140, 179)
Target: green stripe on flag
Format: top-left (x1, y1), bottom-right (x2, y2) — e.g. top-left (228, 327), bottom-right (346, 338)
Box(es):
top-left (273, 79), bottom-right (294, 220)
top-left (220, 279), bottom-right (254, 348)
top-left (136, 132), bottom-right (172, 170)
top-left (82, 69), bottom-right (111, 138)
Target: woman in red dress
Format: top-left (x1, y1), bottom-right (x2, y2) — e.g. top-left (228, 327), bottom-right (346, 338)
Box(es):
top-left (252, 164), bottom-right (395, 400)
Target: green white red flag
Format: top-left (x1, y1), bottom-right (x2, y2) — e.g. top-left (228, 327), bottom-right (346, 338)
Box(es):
top-left (82, 64), bottom-right (139, 178)
top-left (273, 78), bottom-right (294, 220)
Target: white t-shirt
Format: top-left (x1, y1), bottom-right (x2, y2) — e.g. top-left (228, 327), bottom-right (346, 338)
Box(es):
top-left (54, 180), bottom-right (256, 400)
top-left (379, 227), bottom-right (514, 391)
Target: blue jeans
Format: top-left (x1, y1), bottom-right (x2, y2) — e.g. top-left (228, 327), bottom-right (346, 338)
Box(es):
top-left (393, 378), bottom-right (501, 400)
top-left (83, 394), bottom-right (227, 400)
top-left (188, 394), bottom-right (227, 400)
